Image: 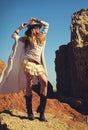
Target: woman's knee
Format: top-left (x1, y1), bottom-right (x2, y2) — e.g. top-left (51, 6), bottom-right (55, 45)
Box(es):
top-left (26, 86), bottom-right (32, 96)
top-left (41, 79), bottom-right (48, 87)
top-left (39, 75), bottom-right (47, 87)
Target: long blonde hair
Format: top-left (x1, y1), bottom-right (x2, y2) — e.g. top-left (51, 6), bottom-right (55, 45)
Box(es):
top-left (20, 28), bottom-right (46, 50)
top-left (27, 29), bottom-right (46, 44)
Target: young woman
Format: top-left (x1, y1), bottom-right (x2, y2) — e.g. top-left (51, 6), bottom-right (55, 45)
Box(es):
top-left (12, 18), bottom-right (49, 121)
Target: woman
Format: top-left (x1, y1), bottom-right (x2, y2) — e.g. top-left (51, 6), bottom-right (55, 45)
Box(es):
top-left (12, 18), bottom-right (49, 121)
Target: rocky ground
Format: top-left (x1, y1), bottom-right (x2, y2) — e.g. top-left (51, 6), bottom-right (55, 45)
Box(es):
top-left (0, 91), bottom-right (88, 130)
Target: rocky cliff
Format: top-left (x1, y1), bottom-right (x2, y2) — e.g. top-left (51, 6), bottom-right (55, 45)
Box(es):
top-left (55, 9), bottom-right (88, 113)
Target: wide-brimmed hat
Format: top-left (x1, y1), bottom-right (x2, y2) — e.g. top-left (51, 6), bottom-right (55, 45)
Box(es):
top-left (27, 22), bottom-right (42, 29)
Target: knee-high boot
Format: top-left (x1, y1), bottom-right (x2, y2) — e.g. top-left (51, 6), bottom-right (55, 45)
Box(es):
top-left (25, 95), bottom-right (35, 120)
top-left (37, 94), bottom-right (47, 121)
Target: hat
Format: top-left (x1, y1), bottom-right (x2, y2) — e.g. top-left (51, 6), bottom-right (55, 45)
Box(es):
top-left (27, 23), bottom-right (42, 29)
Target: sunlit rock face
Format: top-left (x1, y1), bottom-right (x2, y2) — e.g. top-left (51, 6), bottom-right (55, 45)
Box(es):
top-left (55, 9), bottom-right (88, 103)
top-left (70, 8), bottom-right (88, 47)
top-left (0, 60), bottom-right (5, 75)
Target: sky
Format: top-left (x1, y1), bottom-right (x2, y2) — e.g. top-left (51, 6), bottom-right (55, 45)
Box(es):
top-left (0, 0), bottom-right (88, 89)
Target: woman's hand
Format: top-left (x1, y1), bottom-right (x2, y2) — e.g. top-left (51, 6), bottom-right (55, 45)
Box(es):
top-left (14, 22), bottom-right (28, 36)
top-left (21, 22), bottom-right (28, 28)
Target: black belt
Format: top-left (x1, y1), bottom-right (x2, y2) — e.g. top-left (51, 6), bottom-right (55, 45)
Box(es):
top-left (28, 59), bottom-right (39, 64)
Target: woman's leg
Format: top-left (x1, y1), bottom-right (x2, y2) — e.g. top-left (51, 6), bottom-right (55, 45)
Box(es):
top-left (38, 74), bottom-right (48, 96)
top-left (26, 79), bottom-right (33, 96)
top-left (37, 74), bottom-right (48, 121)
top-left (25, 72), bottom-right (35, 120)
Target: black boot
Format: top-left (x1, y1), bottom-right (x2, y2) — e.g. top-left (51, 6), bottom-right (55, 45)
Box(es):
top-left (25, 95), bottom-right (35, 120)
top-left (37, 94), bottom-right (47, 121)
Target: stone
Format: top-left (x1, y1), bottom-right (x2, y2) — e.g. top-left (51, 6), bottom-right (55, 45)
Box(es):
top-left (55, 9), bottom-right (88, 111)
top-left (70, 8), bottom-right (88, 47)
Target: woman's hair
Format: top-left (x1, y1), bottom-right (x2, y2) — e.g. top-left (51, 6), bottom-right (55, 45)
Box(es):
top-left (23, 28), bottom-right (46, 50)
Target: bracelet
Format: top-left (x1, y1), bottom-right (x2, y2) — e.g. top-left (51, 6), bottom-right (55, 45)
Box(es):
top-left (14, 25), bottom-right (23, 34)
top-left (15, 31), bottom-right (18, 34)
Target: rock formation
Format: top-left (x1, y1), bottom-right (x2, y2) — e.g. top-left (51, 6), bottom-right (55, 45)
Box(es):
top-left (0, 59), bottom-right (5, 75)
top-left (70, 8), bottom-right (88, 47)
top-left (55, 9), bottom-right (88, 112)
